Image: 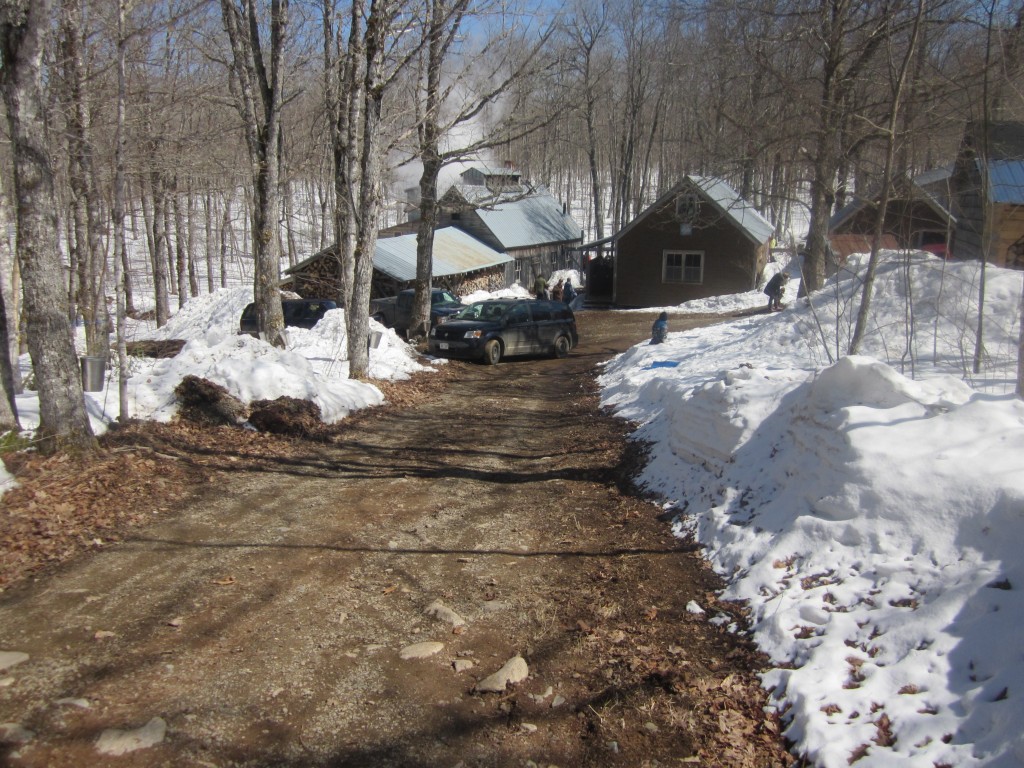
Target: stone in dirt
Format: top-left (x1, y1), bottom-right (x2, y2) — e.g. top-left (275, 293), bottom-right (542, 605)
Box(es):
top-left (0, 723), bottom-right (34, 744)
top-left (0, 652), bottom-right (28, 672)
top-left (474, 655), bottom-right (528, 693)
top-left (95, 717), bottom-right (167, 756)
top-left (399, 641), bottom-right (445, 660)
top-left (425, 599), bottom-right (467, 627)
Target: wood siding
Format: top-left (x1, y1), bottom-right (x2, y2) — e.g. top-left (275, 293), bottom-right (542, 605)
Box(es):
top-left (833, 199), bottom-right (950, 248)
top-left (614, 203), bottom-right (766, 307)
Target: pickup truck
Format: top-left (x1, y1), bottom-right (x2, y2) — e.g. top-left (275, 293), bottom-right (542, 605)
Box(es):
top-left (370, 288), bottom-right (463, 335)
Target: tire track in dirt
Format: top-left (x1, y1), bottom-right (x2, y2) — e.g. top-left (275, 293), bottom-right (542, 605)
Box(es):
top-left (0, 310), bottom-right (793, 767)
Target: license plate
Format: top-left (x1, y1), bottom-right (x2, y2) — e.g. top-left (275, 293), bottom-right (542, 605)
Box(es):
top-left (439, 342), bottom-right (449, 350)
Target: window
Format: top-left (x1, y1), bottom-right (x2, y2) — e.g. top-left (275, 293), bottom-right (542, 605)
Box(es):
top-left (675, 193), bottom-right (700, 221)
top-left (663, 250), bottom-right (704, 284)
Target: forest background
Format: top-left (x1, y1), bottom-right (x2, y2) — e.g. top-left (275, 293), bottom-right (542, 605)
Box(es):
top-left (0, 0), bottom-right (1021, 455)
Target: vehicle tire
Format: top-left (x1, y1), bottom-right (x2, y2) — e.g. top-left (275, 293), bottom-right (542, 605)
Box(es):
top-left (483, 339), bottom-right (502, 365)
top-left (552, 334), bottom-right (570, 359)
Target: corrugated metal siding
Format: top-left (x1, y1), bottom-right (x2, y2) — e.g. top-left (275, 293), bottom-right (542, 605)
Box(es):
top-left (987, 160), bottom-right (1024, 205)
top-left (373, 227), bottom-right (512, 282)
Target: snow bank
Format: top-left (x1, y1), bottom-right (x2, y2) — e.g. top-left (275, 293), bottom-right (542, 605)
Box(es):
top-left (598, 252), bottom-right (1024, 766)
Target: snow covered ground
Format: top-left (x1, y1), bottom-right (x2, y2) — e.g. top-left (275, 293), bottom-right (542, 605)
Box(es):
top-left (3, 251), bottom-right (1023, 766)
top-left (598, 251), bottom-right (1024, 767)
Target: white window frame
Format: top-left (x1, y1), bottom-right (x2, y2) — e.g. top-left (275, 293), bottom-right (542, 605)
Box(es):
top-left (663, 250), bottom-right (704, 284)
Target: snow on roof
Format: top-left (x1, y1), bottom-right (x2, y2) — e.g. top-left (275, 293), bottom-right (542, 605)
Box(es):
top-left (373, 226), bottom-right (512, 282)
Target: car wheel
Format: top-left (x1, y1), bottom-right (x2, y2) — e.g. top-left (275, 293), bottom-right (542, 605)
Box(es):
top-left (552, 334), bottom-right (570, 359)
top-left (484, 339), bottom-right (502, 365)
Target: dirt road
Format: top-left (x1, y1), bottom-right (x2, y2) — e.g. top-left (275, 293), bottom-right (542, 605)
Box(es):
top-left (0, 310), bottom-right (792, 767)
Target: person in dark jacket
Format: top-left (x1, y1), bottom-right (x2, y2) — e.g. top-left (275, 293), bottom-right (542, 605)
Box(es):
top-left (764, 271), bottom-right (789, 311)
top-left (562, 279), bottom-right (576, 305)
top-left (651, 311), bottom-right (668, 344)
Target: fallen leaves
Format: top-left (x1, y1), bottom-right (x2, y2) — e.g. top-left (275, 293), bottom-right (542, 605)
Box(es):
top-left (1, 434), bottom-right (206, 591)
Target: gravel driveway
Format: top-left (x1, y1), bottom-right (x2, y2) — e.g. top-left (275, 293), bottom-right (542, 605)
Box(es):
top-left (0, 309), bottom-right (793, 767)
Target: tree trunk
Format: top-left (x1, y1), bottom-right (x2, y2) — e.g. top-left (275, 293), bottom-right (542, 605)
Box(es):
top-left (172, 182), bottom-right (187, 309)
top-left (0, 0), bottom-right (96, 454)
top-left (111, 0), bottom-right (130, 421)
top-left (349, 0), bottom-right (389, 379)
top-left (221, 194), bottom-right (232, 288)
top-left (0, 168), bottom-right (20, 430)
top-left (147, 174), bottom-right (171, 326)
top-left (218, 0), bottom-right (288, 348)
top-left (60, 0), bottom-right (109, 360)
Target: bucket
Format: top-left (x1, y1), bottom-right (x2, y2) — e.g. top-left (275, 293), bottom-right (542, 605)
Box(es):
top-left (367, 331), bottom-right (383, 351)
top-left (80, 356), bottom-right (106, 392)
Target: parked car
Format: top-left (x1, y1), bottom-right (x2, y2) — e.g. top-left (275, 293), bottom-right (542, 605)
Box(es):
top-left (239, 298), bottom-right (338, 337)
top-left (370, 288), bottom-right (463, 335)
top-left (428, 298), bottom-right (578, 365)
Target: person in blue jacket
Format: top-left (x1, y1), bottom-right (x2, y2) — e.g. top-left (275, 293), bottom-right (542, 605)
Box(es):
top-left (651, 311), bottom-right (668, 344)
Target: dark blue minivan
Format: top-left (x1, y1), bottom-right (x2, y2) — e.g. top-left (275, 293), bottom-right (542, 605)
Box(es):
top-left (428, 298), bottom-right (578, 365)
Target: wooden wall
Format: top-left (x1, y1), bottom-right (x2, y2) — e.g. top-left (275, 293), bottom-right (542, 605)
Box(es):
top-left (614, 204), bottom-right (766, 307)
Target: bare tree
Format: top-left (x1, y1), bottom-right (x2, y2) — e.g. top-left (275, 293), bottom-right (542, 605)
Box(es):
top-left (110, 0), bottom-right (130, 421)
top-left (406, 0), bottom-right (558, 338)
top-left (564, 0), bottom-right (611, 241)
top-left (0, 0), bottom-right (96, 454)
top-left (58, 0), bottom-right (110, 360)
top-left (219, 0), bottom-right (288, 347)
top-left (0, 170), bottom-right (19, 432)
top-left (323, 0), bottom-right (363, 316)
top-left (849, 0), bottom-right (926, 355)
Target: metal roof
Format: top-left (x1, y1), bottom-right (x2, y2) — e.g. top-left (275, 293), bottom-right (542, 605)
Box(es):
top-left (469, 186), bottom-right (584, 249)
top-left (987, 160), bottom-right (1024, 205)
top-left (615, 176), bottom-right (774, 245)
top-left (689, 176), bottom-right (776, 244)
top-left (373, 227), bottom-right (512, 282)
top-left (448, 184), bottom-right (585, 249)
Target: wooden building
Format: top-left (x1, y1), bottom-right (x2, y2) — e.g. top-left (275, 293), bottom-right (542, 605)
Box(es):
top-left (433, 167), bottom-right (584, 287)
top-left (609, 176), bottom-right (775, 308)
top-left (283, 227), bottom-right (511, 299)
top-left (829, 174), bottom-right (955, 259)
top-left (294, 166), bottom-right (584, 298)
top-left (952, 121), bottom-right (1024, 268)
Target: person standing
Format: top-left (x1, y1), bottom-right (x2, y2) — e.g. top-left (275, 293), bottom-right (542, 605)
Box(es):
top-left (562, 278), bottom-right (576, 305)
top-left (551, 279), bottom-right (564, 302)
top-left (532, 274), bottom-right (548, 300)
top-left (651, 311), bottom-right (668, 344)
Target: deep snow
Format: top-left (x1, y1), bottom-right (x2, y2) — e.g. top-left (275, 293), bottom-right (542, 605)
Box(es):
top-left (598, 252), bottom-right (1024, 767)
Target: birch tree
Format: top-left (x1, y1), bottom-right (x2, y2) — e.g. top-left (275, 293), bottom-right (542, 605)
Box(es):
top-left (1, 0), bottom-right (96, 454)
